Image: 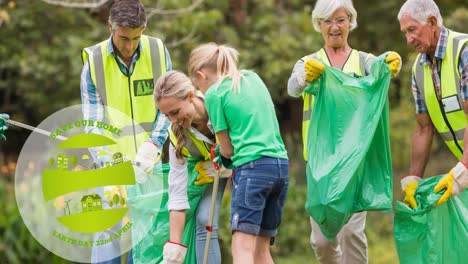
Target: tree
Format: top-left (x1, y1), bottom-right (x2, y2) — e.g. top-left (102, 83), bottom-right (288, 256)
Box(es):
top-left (445, 7), bottom-right (468, 33)
top-left (39, 0), bottom-right (109, 9)
top-left (112, 193), bottom-right (119, 205)
top-left (64, 199), bottom-right (71, 215)
top-left (48, 157), bottom-right (54, 167)
top-left (0, 0), bottom-right (466, 180)
top-left (70, 155), bottom-right (78, 167)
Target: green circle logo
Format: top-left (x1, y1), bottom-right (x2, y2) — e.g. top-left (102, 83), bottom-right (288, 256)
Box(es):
top-left (15, 105), bottom-right (164, 262)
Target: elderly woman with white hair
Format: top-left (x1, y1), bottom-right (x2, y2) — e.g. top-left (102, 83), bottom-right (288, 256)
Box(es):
top-left (287, 0), bottom-right (400, 263)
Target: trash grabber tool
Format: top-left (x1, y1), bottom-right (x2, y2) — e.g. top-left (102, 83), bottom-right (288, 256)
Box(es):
top-left (203, 167), bottom-right (220, 264)
top-left (0, 117), bottom-right (68, 141)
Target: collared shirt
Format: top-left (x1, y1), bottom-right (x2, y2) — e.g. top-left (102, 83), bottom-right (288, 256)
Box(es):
top-left (167, 125), bottom-right (215, 210)
top-left (412, 27), bottom-right (468, 113)
top-left (80, 35), bottom-right (172, 157)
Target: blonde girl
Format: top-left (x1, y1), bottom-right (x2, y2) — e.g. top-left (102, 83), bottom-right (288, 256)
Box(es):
top-left (188, 43), bottom-right (289, 264)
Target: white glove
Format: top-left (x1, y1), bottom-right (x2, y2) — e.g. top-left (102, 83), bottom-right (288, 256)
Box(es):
top-left (132, 164), bottom-right (147, 184)
top-left (161, 241), bottom-right (187, 264)
top-left (134, 141), bottom-right (160, 174)
top-left (450, 161), bottom-right (468, 195)
top-left (219, 165), bottom-right (233, 178)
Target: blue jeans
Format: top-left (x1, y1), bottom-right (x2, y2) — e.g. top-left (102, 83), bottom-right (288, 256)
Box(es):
top-left (195, 178), bottom-right (227, 264)
top-left (231, 157), bottom-right (289, 237)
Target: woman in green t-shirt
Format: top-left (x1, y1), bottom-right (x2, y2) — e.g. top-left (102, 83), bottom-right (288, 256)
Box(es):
top-left (188, 42), bottom-right (289, 263)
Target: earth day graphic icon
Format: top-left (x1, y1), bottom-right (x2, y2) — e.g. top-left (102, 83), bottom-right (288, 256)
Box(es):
top-left (14, 105), bottom-right (164, 263)
top-left (43, 133), bottom-right (135, 234)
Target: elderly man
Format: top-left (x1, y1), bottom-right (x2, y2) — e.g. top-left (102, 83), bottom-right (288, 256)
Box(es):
top-left (398, 0), bottom-right (468, 208)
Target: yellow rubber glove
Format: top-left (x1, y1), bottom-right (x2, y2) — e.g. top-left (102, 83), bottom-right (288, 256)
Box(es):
top-left (304, 57), bottom-right (325, 83)
top-left (384, 51), bottom-right (402, 78)
top-left (434, 171), bottom-right (454, 207)
top-left (194, 161), bottom-right (214, 186)
top-left (401, 175), bottom-right (422, 209)
top-left (434, 161), bottom-right (468, 206)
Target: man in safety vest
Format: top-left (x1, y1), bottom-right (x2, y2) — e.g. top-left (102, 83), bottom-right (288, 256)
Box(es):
top-left (79, 0), bottom-right (172, 263)
top-left (398, 0), bottom-right (468, 208)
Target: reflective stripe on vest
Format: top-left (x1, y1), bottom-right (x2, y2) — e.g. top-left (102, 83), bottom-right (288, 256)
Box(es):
top-left (301, 49), bottom-right (371, 160)
top-left (82, 35), bottom-right (166, 158)
top-left (168, 126), bottom-right (212, 160)
top-left (413, 31), bottom-right (468, 160)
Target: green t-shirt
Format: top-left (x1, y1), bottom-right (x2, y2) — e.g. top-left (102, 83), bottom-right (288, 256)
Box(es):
top-left (205, 70), bottom-right (288, 166)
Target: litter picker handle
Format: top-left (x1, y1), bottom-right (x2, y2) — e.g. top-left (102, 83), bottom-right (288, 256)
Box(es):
top-left (2, 118), bottom-right (68, 141)
top-left (203, 168), bottom-right (221, 264)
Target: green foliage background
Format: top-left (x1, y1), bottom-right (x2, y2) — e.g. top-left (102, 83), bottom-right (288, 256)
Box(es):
top-left (0, 0), bottom-right (467, 263)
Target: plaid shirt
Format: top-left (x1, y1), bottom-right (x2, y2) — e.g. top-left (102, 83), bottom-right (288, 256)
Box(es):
top-left (80, 35), bottom-right (172, 157)
top-left (412, 27), bottom-right (468, 113)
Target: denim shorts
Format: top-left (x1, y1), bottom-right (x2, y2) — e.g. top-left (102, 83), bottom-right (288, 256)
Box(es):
top-left (231, 156), bottom-right (289, 237)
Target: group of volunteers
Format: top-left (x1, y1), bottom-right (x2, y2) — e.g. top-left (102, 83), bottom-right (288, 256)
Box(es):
top-left (79, 0), bottom-right (287, 263)
top-left (0, 0), bottom-right (466, 263)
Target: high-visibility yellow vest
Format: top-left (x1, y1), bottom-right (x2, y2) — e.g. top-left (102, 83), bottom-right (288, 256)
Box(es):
top-left (168, 126), bottom-right (212, 160)
top-left (82, 35), bottom-right (166, 159)
top-left (413, 30), bottom-right (468, 160)
top-left (302, 48), bottom-right (372, 160)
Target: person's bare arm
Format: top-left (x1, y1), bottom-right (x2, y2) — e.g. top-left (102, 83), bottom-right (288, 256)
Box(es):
top-left (169, 210), bottom-right (186, 243)
top-left (216, 130), bottom-right (233, 158)
top-left (408, 113), bottom-right (434, 177)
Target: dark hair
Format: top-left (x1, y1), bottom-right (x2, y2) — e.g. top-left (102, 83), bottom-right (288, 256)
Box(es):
top-left (109, 0), bottom-right (146, 28)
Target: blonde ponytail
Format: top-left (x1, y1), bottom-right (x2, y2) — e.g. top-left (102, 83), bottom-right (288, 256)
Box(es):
top-left (171, 123), bottom-right (186, 163)
top-left (188, 42), bottom-right (243, 93)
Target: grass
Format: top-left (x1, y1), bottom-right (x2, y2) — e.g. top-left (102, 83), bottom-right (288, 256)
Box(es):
top-left (277, 254), bottom-right (318, 264)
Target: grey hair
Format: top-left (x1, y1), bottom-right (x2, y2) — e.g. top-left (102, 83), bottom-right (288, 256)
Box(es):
top-left (397, 0), bottom-right (443, 27)
top-left (312, 0), bottom-right (358, 33)
top-left (109, 0), bottom-right (147, 29)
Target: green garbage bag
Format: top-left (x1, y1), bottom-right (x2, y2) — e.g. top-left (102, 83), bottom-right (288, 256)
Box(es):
top-left (127, 159), bottom-right (208, 264)
top-left (305, 54), bottom-right (393, 240)
top-left (394, 175), bottom-right (468, 264)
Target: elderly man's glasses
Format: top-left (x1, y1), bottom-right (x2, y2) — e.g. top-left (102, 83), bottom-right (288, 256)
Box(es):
top-left (321, 18), bottom-right (349, 27)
